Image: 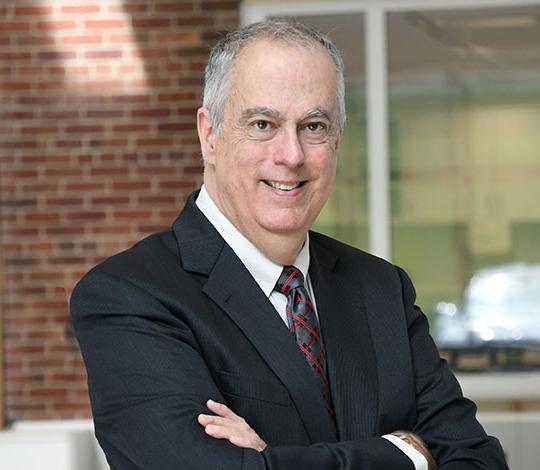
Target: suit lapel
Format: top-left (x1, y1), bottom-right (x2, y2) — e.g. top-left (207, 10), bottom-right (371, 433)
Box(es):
top-left (174, 194), bottom-right (337, 444)
top-left (309, 238), bottom-right (379, 440)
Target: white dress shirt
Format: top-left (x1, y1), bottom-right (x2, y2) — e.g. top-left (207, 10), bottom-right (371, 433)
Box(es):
top-left (195, 185), bottom-right (427, 470)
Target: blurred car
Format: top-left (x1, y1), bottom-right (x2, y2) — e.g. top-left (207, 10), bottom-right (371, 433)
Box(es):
top-left (433, 263), bottom-right (540, 350)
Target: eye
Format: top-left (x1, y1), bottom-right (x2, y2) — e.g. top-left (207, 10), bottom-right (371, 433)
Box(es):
top-left (306, 122), bottom-right (326, 132)
top-left (254, 120), bottom-right (270, 130)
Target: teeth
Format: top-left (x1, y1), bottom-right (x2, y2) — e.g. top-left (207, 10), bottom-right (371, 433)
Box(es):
top-left (266, 181), bottom-right (301, 191)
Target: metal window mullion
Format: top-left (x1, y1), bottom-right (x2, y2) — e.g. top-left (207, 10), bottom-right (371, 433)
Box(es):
top-left (366, 6), bottom-right (391, 261)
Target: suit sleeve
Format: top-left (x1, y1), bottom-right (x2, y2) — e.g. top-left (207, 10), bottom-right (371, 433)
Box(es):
top-left (395, 266), bottom-right (509, 470)
top-left (72, 269), bottom-right (418, 470)
top-left (71, 270), bottom-right (266, 470)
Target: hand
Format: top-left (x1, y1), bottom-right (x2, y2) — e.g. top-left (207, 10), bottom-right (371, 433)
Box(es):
top-left (391, 431), bottom-right (437, 470)
top-left (198, 399), bottom-right (267, 452)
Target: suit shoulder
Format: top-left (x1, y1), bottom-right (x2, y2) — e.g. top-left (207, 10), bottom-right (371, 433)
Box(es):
top-left (310, 230), bottom-right (395, 273)
top-left (76, 226), bottom-right (179, 288)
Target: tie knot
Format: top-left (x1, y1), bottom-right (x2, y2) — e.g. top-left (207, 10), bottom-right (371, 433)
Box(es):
top-left (275, 265), bottom-right (305, 294)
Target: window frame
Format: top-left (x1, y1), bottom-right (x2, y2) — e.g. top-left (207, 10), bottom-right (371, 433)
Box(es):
top-left (241, 0), bottom-right (540, 261)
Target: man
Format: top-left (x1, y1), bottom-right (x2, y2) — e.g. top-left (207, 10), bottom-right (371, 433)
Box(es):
top-left (71, 20), bottom-right (508, 469)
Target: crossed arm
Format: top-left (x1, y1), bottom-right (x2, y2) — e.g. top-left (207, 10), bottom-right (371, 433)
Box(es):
top-left (71, 267), bottom-right (508, 469)
top-left (198, 399), bottom-right (437, 470)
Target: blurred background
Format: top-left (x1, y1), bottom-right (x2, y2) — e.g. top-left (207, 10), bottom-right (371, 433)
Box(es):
top-left (1, 0), bottom-right (539, 468)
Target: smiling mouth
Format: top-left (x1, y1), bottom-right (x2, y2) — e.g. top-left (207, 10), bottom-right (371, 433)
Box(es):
top-left (263, 180), bottom-right (306, 191)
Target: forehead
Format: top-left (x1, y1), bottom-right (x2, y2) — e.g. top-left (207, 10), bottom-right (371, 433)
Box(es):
top-left (228, 38), bottom-right (337, 110)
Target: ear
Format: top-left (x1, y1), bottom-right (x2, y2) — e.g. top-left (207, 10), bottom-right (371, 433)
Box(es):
top-left (197, 107), bottom-right (218, 165)
top-left (333, 134), bottom-right (341, 153)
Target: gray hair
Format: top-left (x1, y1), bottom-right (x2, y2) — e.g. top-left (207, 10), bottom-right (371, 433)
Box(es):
top-left (202, 19), bottom-right (346, 134)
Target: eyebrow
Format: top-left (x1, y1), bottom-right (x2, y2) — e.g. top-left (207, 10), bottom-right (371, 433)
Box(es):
top-left (240, 107), bottom-right (281, 122)
top-left (303, 108), bottom-right (332, 121)
top-left (238, 106), bottom-right (332, 124)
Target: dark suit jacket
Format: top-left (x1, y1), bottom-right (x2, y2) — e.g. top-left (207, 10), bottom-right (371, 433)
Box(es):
top-left (71, 191), bottom-right (508, 470)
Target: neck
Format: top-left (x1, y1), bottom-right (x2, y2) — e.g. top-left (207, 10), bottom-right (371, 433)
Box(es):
top-left (202, 180), bottom-right (306, 266)
top-left (249, 231), bottom-right (305, 266)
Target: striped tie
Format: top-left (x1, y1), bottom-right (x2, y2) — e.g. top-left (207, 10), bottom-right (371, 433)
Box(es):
top-left (275, 266), bottom-right (334, 417)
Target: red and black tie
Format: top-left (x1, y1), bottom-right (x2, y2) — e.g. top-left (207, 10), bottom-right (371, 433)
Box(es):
top-left (275, 266), bottom-right (334, 417)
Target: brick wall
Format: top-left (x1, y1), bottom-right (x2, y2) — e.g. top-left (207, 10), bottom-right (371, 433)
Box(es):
top-left (0, 0), bottom-right (239, 422)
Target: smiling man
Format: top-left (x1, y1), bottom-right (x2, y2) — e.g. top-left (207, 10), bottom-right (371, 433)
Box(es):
top-left (71, 20), bottom-right (508, 470)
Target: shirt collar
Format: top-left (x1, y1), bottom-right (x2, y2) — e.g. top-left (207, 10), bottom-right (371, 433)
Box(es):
top-left (195, 185), bottom-right (310, 297)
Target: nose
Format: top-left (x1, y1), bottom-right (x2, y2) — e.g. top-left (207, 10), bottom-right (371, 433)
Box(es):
top-left (275, 125), bottom-right (305, 167)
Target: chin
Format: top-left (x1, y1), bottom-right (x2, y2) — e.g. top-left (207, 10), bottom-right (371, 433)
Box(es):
top-left (258, 216), bottom-right (310, 236)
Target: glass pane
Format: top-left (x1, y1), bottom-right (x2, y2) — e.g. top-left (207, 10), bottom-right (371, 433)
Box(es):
top-left (277, 13), bottom-right (368, 248)
top-left (388, 6), bottom-right (540, 353)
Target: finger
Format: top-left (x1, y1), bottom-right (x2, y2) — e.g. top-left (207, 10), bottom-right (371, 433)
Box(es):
top-left (204, 424), bottom-right (262, 450)
top-left (203, 424), bottom-right (233, 440)
top-left (197, 413), bottom-right (217, 426)
top-left (230, 434), bottom-right (267, 452)
top-left (198, 413), bottom-right (246, 431)
top-left (206, 399), bottom-right (238, 419)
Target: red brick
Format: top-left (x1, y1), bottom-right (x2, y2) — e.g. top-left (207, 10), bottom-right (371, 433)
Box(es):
top-left (112, 180), bottom-right (151, 190)
top-left (132, 18), bottom-right (171, 28)
top-left (46, 227), bottom-right (85, 236)
top-left (65, 182), bottom-right (105, 191)
top-left (87, 110), bottom-right (124, 118)
top-left (65, 125), bottom-right (105, 133)
top-left (138, 195), bottom-right (177, 205)
top-left (7, 345), bottom-right (45, 355)
top-left (42, 197), bottom-right (84, 207)
top-left (18, 96), bottom-right (57, 105)
top-left (112, 123), bottom-right (150, 133)
top-left (39, 51), bottom-right (77, 61)
top-left (201, 0), bottom-right (238, 10)
top-left (0, 111), bottom-right (35, 120)
top-left (20, 125), bottom-right (58, 134)
top-left (41, 111), bottom-right (79, 119)
top-left (113, 210), bottom-right (152, 220)
top-left (90, 167), bottom-right (129, 176)
top-left (30, 272), bottom-right (65, 281)
top-left (15, 6), bottom-right (54, 15)
top-left (66, 211), bottom-right (106, 221)
top-left (85, 20), bottom-right (127, 29)
top-left (62, 35), bottom-right (102, 45)
top-left (1, 22), bottom-right (31, 32)
top-left (155, 2), bottom-right (193, 12)
top-left (25, 212), bottom-right (61, 222)
top-left (155, 31), bottom-right (197, 43)
top-left (17, 65), bottom-right (45, 76)
top-left (48, 256), bottom-right (87, 264)
top-left (85, 50), bottom-right (123, 59)
top-left (21, 155), bottom-right (70, 164)
top-left (0, 52), bottom-right (32, 62)
top-left (176, 16), bottom-right (214, 27)
top-left (1, 0), bottom-right (239, 425)
top-left (108, 3), bottom-right (148, 13)
top-left (18, 36), bottom-right (56, 46)
top-left (92, 225), bottom-right (131, 234)
top-left (136, 137), bottom-right (174, 146)
top-left (158, 122), bottom-right (196, 132)
top-left (109, 94), bottom-right (150, 103)
top-left (61, 5), bottom-right (101, 14)
top-left (3, 169), bottom-right (38, 178)
top-left (30, 388), bottom-right (67, 398)
top-left (91, 196), bottom-right (130, 205)
top-left (158, 91), bottom-right (199, 102)
top-left (44, 168), bottom-right (83, 177)
top-left (37, 20), bottom-right (77, 30)
top-left (55, 140), bottom-right (83, 148)
top-left (86, 79), bottom-right (124, 89)
top-left (132, 108), bottom-right (170, 118)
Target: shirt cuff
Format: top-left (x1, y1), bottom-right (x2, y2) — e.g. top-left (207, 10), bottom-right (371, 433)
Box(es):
top-left (382, 434), bottom-right (428, 470)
